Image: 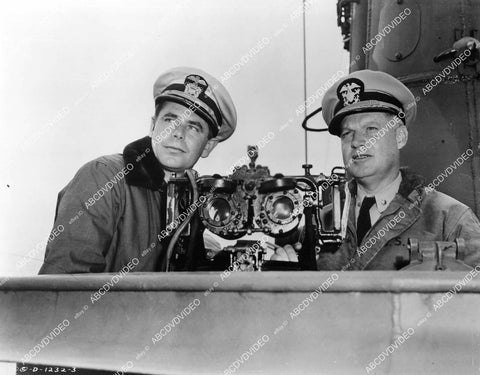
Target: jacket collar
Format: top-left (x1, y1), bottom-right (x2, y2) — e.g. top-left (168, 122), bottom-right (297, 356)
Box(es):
top-left (347, 167), bottom-right (426, 200)
top-left (123, 136), bottom-right (166, 191)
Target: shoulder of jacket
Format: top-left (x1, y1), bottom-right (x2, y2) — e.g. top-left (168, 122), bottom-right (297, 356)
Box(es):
top-left (422, 189), bottom-right (470, 214)
top-left (79, 154), bottom-right (125, 175)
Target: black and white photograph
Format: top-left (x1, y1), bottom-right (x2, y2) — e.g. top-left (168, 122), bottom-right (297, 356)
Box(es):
top-left (1, 0), bottom-right (480, 374)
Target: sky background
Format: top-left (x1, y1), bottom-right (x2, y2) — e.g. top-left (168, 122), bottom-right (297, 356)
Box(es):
top-left (0, 0), bottom-right (349, 277)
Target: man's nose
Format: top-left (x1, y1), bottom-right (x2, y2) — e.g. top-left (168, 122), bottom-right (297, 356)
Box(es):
top-left (351, 130), bottom-right (366, 148)
top-left (172, 122), bottom-right (186, 139)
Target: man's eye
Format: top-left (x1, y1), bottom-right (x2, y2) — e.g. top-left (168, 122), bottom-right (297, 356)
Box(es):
top-left (163, 116), bottom-right (174, 122)
top-left (188, 124), bottom-right (201, 133)
top-left (341, 131), bottom-right (351, 139)
top-left (366, 126), bottom-right (378, 132)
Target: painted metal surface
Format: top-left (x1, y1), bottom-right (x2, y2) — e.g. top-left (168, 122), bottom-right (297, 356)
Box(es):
top-left (1, 272), bottom-right (480, 374)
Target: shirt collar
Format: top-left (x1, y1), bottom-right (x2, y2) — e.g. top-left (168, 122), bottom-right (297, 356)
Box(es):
top-left (357, 172), bottom-right (402, 213)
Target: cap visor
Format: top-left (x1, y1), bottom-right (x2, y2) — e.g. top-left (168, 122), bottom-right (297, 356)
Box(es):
top-left (329, 100), bottom-right (402, 136)
top-left (155, 93), bottom-right (219, 138)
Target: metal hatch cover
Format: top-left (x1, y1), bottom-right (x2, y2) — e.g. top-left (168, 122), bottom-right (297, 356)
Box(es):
top-left (373, 0), bottom-right (421, 62)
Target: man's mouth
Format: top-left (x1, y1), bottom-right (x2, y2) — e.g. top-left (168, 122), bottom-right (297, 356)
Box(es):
top-left (352, 153), bottom-right (371, 161)
top-left (164, 145), bottom-right (186, 153)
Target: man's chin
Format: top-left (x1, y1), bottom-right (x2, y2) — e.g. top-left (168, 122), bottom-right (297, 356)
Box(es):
top-left (162, 164), bottom-right (189, 173)
top-left (156, 157), bottom-right (189, 172)
top-left (347, 167), bottom-right (374, 180)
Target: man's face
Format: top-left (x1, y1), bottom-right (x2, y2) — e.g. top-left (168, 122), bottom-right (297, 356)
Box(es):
top-left (150, 101), bottom-right (217, 173)
top-left (339, 112), bottom-right (407, 183)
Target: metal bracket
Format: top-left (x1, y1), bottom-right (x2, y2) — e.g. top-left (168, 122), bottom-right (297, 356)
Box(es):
top-left (433, 31), bottom-right (480, 80)
top-left (406, 238), bottom-right (471, 271)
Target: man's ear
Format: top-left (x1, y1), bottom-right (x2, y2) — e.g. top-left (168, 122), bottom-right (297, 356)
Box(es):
top-left (201, 138), bottom-right (219, 158)
top-left (395, 125), bottom-right (408, 150)
top-left (149, 116), bottom-right (156, 136)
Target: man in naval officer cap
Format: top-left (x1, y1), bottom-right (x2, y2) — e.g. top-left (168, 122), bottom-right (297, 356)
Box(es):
top-left (315, 69), bottom-right (480, 270)
top-left (276, 69), bottom-right (480, 270)
top-left (39, 67), bottom-right (237, 274)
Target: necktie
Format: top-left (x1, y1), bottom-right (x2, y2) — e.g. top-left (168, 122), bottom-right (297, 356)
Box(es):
top-left (357, 196), bottom-right (376, 245)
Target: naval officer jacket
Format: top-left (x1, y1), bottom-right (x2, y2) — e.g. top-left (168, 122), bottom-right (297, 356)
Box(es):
top-left (317, 168), bottom-right (480, 270)
top-left (39, 136), bottom-right (206, 274)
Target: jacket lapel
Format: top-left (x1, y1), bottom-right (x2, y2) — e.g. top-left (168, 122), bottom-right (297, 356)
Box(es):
top-left (123, 136), bottom-right (166, 191)
top-left (343, 170), bottom-right (425, 270)
top-left (349, 193), bottom-right (422, 270)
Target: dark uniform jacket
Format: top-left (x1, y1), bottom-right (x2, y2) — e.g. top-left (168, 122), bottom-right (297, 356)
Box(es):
top-left (39, 137), bottom-right (206, 274)
top-left (317, 168), bottom-right (480, 270)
